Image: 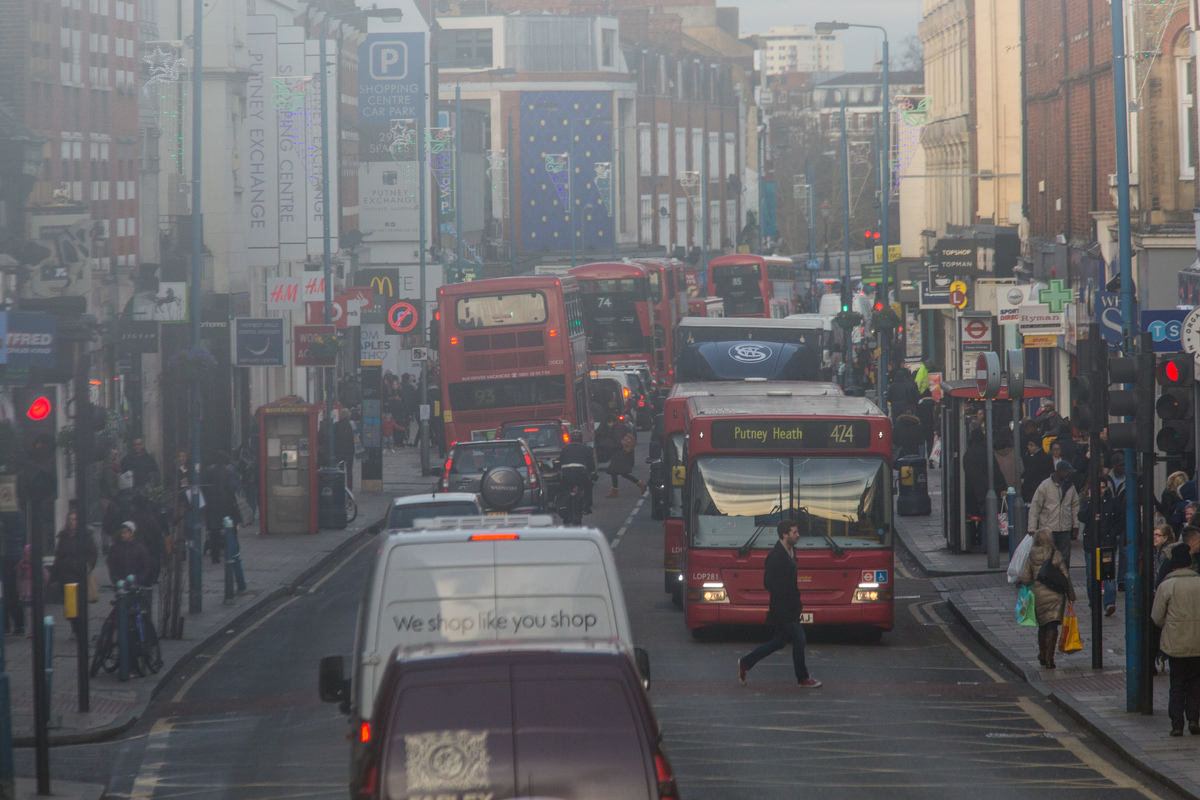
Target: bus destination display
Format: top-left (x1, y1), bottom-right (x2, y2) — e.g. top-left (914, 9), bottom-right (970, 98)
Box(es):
top-left (709, 419), bottom-right (871, 450)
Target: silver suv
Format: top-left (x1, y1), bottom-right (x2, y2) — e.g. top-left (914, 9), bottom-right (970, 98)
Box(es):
top-left (434, 439), bottom-right (546, 513)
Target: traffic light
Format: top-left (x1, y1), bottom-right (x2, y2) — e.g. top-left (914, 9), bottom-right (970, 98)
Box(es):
top-left (429, 310), bottom-right (440, 350)
top-left (1071, 335), bottom-right (1107, 432)
top-left (14, 386), bottom-right (57, 499)
top-left (1108, 352), bottom-right (1155, 451)
top-left (1156, 354), bottom-right (1195, 454)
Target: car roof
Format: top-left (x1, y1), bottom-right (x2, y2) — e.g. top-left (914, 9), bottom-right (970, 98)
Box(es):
top-left (390, 492), bottom-right (480, 508)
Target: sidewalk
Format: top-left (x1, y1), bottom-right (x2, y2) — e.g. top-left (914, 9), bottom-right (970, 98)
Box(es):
top-left (896, 467), bottom-right (1200, 799)
top-left (3, 445), bottom-right (437, 748)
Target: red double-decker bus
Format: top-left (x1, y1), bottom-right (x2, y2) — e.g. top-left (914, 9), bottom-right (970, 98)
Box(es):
top-left (681, 394), bottom-right (894, 635)
top-left (437, 276), bottom-right (589, 444)
top-left (707, 255), bottom-right (775, 318)
top-left (636, 259), bottom-right (687, 391)
top-left (654, 381), bottom-right (843, 605)
top-left (567, 262), bottom-right (654, 375)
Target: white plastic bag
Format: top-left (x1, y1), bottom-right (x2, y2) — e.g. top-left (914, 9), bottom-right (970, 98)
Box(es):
top-left (928, 434), bottom-right (942, 469)
top-left (1007, 533), bottom-right (1033, 584)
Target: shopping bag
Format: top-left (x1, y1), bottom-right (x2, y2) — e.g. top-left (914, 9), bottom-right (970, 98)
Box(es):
top-left (1016, 584), bottom-right (1038, 626)
top-left (1007, 534), bottom-right (1033, 584)
top-left (86, 567), bottom-right (99, 603)
top-left (929, 434), bottom-right (942, 469)
top-left (1059, 603), bottom-right (1083, 653)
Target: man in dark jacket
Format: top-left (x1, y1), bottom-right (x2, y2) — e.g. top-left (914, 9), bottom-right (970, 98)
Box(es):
top-left (106, 521), bottom-right (151, 587)
top-left (887, 368), bottom-right (919, 419)
top-left (204, 452), bottom-right (243, 564)
top-left (120, 437), bottom-right (160, 490)
top-left (558, 430), bottom-right (597, 513)
top-left (736, 520), bottom-right (821, 688)
top-left (129, 495), bottom-right (165, 585)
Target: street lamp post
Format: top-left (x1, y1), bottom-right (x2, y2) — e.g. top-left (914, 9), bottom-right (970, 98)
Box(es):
top-left (820, 88), bottom-right (854, 393)
top-left (818, 20), bottom-right (890, 402)
top-left (454, 68), bottom-right (516, 275)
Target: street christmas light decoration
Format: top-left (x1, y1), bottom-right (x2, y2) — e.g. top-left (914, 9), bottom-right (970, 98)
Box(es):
top-left (142, 46), bottom-right (188, 97)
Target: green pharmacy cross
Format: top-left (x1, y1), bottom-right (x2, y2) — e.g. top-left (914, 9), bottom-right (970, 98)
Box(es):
top-left (1038, 279), bottom-right (1075, 313)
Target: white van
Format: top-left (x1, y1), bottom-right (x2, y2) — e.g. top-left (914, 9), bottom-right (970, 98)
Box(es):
top-left (320, 515), bottom-right (638, 724)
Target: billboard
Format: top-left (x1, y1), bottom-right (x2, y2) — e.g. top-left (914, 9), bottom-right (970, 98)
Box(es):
top-left (357, 33), bottom-right (425, 243)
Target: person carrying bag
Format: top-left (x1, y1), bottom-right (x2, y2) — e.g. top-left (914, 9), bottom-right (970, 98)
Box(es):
top-left (1019, 529), bottom-right (1076, 669)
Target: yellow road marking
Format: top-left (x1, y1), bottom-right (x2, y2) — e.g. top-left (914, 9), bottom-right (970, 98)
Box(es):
top-left (896, 561), bottom-right (916, 580)
top-left (1016, 697), bottom-right (1166, 799)
top-left (308, 536), bottom-right (376, 592)
top-left (129, 718), bottom-right (173, 799)
top-left (922, 601), bottom-right (1006, 684)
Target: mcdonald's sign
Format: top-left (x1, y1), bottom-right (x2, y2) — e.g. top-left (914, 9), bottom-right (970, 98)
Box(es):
top-left (354, 269), bottom-right (401, 326)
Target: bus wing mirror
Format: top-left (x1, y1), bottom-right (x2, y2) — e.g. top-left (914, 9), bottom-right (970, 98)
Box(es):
top-left (634, 647), bottom-right (651, 690)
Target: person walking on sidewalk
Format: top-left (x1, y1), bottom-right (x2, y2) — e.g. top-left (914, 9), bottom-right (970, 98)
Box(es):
top-left (1019, 529), bottom-right (1076, 669)
top-left (1151, 543), bottom-right (1200, 736)
top-left (737, 520), bottom-right (822, 688)
top-left (1028, 460), bottom-right (1080, 569)
top-left (605, 433), bottom-right (645, 499)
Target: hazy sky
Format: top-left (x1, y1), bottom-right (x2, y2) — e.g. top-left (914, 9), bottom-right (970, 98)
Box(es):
top-left (737, 0), bottom-right (923, 72)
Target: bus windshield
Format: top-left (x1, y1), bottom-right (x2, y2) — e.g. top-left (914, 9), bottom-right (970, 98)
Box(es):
top-left (688, 456), bottom-right (890, 549)
top-left (456, 292), bottom-right (547, 329)
top-left (580, 279), bottom-right (648, 354)
top-left (710, 263), bottom-right (764, 316)
top-left (665, 433), bottom-right (685, 517)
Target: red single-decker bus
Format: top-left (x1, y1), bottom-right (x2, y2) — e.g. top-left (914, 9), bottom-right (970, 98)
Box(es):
top-left (681, 394), bottom-right (894, 634)
top-left (438, 276), bottom-right (589, 444)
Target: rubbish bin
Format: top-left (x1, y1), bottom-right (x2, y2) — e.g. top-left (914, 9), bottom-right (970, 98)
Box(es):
top-left (895, 454), bottom-right (931, 516)
top-left (318, 467), bottom-right (347, 530)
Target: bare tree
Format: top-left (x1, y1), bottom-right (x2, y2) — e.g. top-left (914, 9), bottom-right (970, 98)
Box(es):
top-left (895, 35), bottom-right (924, 73)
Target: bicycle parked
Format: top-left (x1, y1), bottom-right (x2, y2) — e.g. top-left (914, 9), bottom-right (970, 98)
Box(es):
top-left (90, 585), bottom-right (162, 679)
top-left (339, 460), bottom-right (358, 523)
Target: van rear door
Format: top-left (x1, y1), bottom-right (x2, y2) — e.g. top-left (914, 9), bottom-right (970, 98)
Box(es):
top-left (512, 661), bottom-right (655, 799)
top-left (379, 664), bottom-right (517, 798)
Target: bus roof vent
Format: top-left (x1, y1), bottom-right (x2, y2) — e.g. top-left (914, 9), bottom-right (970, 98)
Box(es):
top-left (766, 390), bottom-right (793, 397)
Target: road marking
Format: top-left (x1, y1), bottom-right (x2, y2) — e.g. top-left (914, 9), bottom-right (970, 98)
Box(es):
top-left (308, 536), bottom-right (377, 592)
top-left (1016, 696), bottom-right (1167, 799)
top-left (129, 718), bottom-right (173, 799)
top-left (896, 562), bottom-right (916, 580)
top-left (171, 532), bottom-right (371, 703)
top-left (919, 601), bottom-right (1006, 684)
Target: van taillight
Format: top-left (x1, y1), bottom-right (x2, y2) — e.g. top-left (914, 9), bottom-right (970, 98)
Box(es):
top-left (441, 454), bottom-right (453, 490)
top-left (360, 721), bottom-right (371, 743)
top-left (471, 533), bottom-right (519, 540)
top-left (356, 760), bottom-right (379, 799)
top-left (654, 749), bottom-right (679, 798)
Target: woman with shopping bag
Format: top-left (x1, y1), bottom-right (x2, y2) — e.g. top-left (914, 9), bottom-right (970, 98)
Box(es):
top-left (1019, 529), bottom-right (1076, 669)
top-left (1151, 543), bottom-right (1200, 736)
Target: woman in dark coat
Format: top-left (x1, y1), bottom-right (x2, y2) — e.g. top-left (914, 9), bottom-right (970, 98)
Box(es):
top-left (1019, 528), bottom-right (1076, 669)
top-left (604, 434), bottom-right (645, 499)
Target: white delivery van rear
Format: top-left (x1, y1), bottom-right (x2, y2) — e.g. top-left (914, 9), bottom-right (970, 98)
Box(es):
top-left (350, 523), bottom-right (633, 718)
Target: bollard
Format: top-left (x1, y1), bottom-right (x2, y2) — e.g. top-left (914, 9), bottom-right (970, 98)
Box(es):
top-left (222, 517), bottom-right (247, 605)
top-left (42, 616), bottom-right (53, 714)
top-left (115, 580), bottom-right (130, 682)
top-left (1005, 488), bottom-right (1017, 557)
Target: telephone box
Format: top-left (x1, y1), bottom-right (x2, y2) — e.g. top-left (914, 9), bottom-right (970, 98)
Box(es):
top-left (258, 398), bottom-right (319, 534)
top-left (939, 379), bottom-right (1053, 553)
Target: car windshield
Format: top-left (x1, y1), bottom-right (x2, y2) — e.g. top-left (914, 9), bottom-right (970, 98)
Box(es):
top-left (499, 425), bottom-right (562, 450)
top-left (450, 444), bottom-right (526, 474)
top-left (387, 501), bottom-right (480, 529)
top-left (688, 456), bottom-right (891, 549)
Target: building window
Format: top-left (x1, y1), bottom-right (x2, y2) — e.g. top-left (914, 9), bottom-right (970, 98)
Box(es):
top-left (438, 28), bottom-right (493, 67)
top-left (657, 193), bottom-right (670, 246)
top-left (1178, 57), bottom-right (1195, 180)
top-left (676, 197), bottom-right (687, 249)
top-left (638, 125), bottom-right (651, 176)
top-left (675, 127), bottom-right (686, 177)
top-left (707, 132), bottom-right (719, 180)
top-left (657, 123), bottom-right (669, 177)
top-left (724, 133), bottom-right (734, 183)
top-left (602, 29), bottom-right (615, 68)
top-left (639, 194), bottom-right (653, 242)
top-left (691, 128), bottom-right (702, 172)
top-left (725, 199), bottom-right (736, 246)
top-left (709, 200), bottom-right (720, 246)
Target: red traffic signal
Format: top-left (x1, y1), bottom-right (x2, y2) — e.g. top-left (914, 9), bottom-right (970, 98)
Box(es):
top-left (874, 301), bottom-right (884, 312)
top-left (1158, 356), bottom-right (1192, 386)
top-left (863, 231), bottom-right (873, 239)
top-left (25, 396), bottom-right (52, 421)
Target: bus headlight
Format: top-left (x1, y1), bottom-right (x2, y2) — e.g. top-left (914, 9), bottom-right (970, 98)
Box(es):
top-left (686, 582), bottom-right (728, 603)
top-left (852, 583), bottom-right (892, 603)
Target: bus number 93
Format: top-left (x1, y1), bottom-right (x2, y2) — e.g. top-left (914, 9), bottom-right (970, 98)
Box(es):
top-left (474, 388), bottom-right (496, 406)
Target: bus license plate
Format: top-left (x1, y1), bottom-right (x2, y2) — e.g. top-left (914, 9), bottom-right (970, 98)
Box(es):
top-left (799, 612), bottom-right (813, 624)
top-left (486, 511), bottom-right (507, 516)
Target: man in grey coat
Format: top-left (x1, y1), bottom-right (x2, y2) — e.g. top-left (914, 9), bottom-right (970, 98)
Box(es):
top-left (1152, 543), bottom-right (1200, 736)
top-left (1028, 460), bottom-right (1080, 569)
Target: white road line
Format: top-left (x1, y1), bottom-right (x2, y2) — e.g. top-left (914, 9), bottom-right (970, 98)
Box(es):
top-left (129, 718), bottom-right (173, 799)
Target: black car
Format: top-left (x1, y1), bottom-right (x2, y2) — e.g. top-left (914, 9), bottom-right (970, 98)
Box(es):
top-left (434, 439), bottom-right (546, 513)
top-left (343, 645), bottom-right (678, 800)
top-left (496, 419), bottom-right (571, 497)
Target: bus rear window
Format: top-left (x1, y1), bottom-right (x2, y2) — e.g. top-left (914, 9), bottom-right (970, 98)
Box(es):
top-left (456, 292), bottom-right (547, 329)
top-left (448, 375), bottom-right (566, 411)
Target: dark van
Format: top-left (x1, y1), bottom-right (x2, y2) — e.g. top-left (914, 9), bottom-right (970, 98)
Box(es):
top-left (342, 644), bottom-right (679, 800)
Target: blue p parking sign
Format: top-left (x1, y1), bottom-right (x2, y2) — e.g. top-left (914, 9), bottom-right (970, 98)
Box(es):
top-left (368, 39), bottom-right (409, 80)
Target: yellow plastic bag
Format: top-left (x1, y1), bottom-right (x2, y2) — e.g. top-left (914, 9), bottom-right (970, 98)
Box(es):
top-left (1059, 603), bottom-right (1083, 653)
